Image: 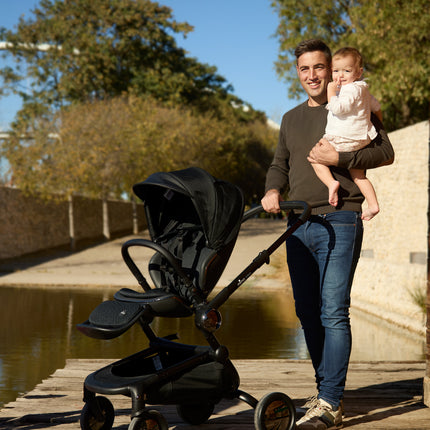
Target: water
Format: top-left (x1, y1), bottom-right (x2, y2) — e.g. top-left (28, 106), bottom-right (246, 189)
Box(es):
top-left (0, 286), bottom-right (425, 408)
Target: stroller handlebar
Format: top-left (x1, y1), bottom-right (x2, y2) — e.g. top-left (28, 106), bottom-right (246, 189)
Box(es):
top-left (242, 200), bottom-right (311, 223)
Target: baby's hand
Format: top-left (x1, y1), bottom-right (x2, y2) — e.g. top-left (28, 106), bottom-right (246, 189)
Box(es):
top-left (327, 81), bottom-right (338, 99)
top-left (327, 81), bottom-right (337, 91)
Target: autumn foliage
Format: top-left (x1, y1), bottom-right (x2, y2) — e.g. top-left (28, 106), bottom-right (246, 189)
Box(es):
top-left (3, 97), bottom-right (276, 203)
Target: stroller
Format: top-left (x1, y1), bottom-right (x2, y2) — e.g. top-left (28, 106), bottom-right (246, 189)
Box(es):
top-left (77, 167), bottom-right (310, 430)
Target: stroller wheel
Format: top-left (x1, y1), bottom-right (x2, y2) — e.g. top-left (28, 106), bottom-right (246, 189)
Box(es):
top-left (80, 396), bottom-right (115, 430)
top-left (176, 402), bottom-right (215, 425)
top-left (254, 392), bottom-right (296, 430)
top-left (128, 410), bottom-right (168, 430)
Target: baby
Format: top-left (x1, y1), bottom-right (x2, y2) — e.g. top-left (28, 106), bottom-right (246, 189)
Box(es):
top-left (312, 47), bottom-right (382, 221)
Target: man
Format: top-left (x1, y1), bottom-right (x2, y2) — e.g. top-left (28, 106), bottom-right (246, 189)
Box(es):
top-left (261, 39), bottom-right (394, 429)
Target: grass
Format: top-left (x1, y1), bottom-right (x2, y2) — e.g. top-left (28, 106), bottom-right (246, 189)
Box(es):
top-left (409, 284), bottom-right (427, 314)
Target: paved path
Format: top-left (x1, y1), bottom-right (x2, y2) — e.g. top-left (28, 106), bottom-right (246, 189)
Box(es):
top-left (0, 218), bottom-right (288, 290)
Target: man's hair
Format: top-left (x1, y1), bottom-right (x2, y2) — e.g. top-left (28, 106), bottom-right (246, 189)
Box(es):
top-left (294, 39), bottom-right (332, 65)
top-left (332, 47), bottom-right (363, 68)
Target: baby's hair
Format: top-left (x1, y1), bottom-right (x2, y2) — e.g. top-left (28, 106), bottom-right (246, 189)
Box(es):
top-left (332, 47), bottom-right (363, 68)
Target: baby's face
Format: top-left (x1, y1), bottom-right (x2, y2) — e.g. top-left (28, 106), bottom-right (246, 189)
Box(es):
top-left (332, 55), bottom-right (363, 86)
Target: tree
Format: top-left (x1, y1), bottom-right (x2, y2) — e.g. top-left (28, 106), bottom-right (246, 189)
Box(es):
top-left (1, 96), bottom-right (275, 204)
top-left (1, 97), bottom-right (133, 198)
top-left (271, 0), bottom-right (430, 131)
top-left (0, 0), bottom-right (243, 126)
top-left (127, 97), bottom-right (275, 202)
top-left (0, 0), bottom-right (272, 208)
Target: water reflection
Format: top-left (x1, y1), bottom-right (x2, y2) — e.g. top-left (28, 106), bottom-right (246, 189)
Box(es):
top-left (0, 286), bottom-right (425, 408)
top-left (350, 307), bottom-right (425, 361)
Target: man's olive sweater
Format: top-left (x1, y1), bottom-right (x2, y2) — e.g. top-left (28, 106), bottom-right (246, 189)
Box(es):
top-left (265, 102), bottom-right (394, 215)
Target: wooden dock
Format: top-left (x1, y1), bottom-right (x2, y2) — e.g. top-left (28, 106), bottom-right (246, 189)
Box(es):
top-left (0, 359), bottom-right (428, 429)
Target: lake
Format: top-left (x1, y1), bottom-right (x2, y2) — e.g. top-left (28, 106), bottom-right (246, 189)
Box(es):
top-left (0, 285), bottom-right (425, 408)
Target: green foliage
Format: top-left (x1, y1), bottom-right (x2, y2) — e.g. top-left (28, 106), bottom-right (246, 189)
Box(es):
top-left (271, 0), bottom-right (430, 131)
top-left (271, 0), bottom-right (353, 98)
top-left (0, 0), bottom-right (261, 125)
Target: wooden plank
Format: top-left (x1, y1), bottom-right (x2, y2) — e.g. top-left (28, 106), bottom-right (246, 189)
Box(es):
top-left (0, 360), bottom-right (428, 429)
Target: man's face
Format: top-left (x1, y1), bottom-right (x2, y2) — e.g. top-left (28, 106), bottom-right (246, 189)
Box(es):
top-left (296, 51), bottom-right (331, 106)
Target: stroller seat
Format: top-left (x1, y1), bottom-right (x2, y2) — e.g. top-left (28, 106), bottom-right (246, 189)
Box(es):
top-left (114, 221), bottom-right (236, 307)
top-left (113, 287), bottom-right (194, 317)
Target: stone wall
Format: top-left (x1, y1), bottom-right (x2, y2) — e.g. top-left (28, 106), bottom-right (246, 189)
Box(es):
top-left (0, 189), bottom-right (146, 259)
top-left (108, 198), bottom-right (139, 237)
top-left (0, 187), bottom-right (70, 259)
top-left (352, 121), bottom-right (429, 335)
top-left (72, 195), bottom-right (104, 240)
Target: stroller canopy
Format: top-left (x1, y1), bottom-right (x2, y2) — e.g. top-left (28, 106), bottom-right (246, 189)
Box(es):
top-left (133, 167), bottom-right (244, 251)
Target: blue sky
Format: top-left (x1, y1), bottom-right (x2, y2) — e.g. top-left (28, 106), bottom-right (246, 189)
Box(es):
top-left (0, 0), bottom-right (305, 130)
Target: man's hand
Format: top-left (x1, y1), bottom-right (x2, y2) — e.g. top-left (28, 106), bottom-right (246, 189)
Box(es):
top-left (307, 138), bottom-right (339, 166)
top-left (261, 189), bottom-right (282, 213)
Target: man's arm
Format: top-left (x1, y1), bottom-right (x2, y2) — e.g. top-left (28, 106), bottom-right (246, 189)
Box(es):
top-left (262, 119), bottom-right (290, 213)
top-left (308, 113), bottom-right (394, 169)
top-left (262, 162), bottom-right (289, 213)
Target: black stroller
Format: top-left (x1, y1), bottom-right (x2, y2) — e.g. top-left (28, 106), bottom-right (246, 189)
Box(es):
top-left (77, 167), bottom-right (310, 430)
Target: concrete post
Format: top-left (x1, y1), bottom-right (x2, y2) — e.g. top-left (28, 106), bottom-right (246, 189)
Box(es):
top-left (68, 195), bottom-right (76, 251)
top-left (102, 198), bottom-right (110, 241)
top-left (425, 120), bottom-right (430, 407)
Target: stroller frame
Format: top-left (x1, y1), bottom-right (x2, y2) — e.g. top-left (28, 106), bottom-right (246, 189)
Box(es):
top-left (77, 168), bottom-right (310, 430)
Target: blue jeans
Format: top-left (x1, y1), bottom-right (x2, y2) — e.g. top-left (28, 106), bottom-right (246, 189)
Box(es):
top-left (286, 211), bottom-right (363, 408)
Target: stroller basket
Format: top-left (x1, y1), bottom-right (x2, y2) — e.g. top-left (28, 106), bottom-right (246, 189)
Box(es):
top-left (83, 340), bottom-right (237, 406)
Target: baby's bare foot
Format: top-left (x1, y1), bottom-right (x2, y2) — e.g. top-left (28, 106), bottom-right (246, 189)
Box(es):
top-left (328, 181), bottom-right (340, 207)
top-left (361, 205), bottom-right (380, 221)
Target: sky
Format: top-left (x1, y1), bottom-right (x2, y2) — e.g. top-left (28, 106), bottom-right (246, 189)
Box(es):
top-left (0, 0), bottom-right (306, 130)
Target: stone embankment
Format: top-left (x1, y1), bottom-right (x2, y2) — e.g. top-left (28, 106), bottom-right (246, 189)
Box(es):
top-left (352, 120), bottom-right (429, 336)
top-left (0, 190), bottom-right (146, 260)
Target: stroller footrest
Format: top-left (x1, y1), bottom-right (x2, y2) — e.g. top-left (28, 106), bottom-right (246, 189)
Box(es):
top-left (77, 301), bottom-right (143, 339)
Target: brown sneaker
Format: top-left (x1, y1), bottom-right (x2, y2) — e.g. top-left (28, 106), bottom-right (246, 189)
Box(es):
top-left (303, 394), bottom-right (319, 410)
top-left (296, 394), bottom-right (319, 419)
top-left (296, 398), bottom-right (343, 429)
top-left (298, 395), bottom-right (344, 418)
